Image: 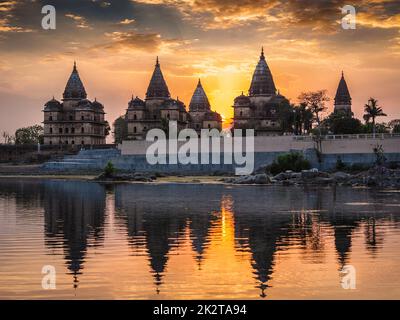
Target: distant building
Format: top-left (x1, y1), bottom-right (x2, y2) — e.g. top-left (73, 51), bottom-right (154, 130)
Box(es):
top-left (188, 79), bottom-right (222, 134)
top-left (334, 72), bottom-right (353, 116)
top-left (125, 58), bottom-right (222, 140)
top-left (42, 63), bottom-right (108, 145)
top-left (232, 48), bottom-right (290, 135)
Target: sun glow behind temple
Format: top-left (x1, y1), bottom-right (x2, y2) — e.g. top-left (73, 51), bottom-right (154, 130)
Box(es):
top-left (1, 0), bottom-right (399, 135)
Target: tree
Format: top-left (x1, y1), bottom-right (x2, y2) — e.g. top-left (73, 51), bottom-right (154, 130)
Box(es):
top-left (373, 145), bottom-right (386, 165)
top-left (277, 101), bottom-right (295, 134)
top-left (298, 90), bottom-right (330, 136)
top-left (113, 116), bottom-right (128, 144)
top-left (104, 121), bottom-right (111, 137)
top-left (2, 131), bottom-right (14, 144)
top-left (324, 112), bottom-right (362, 134)
top-left (388, 119), bottom-right (400, 133)
top-left (15, 125), bottom-right (43, 144)
top-left (360, 122), bottom-right (389, 134)
top-left (293, 103), bottom-right (313, 135)
top-left (363, 98), bottom-right (387, 136)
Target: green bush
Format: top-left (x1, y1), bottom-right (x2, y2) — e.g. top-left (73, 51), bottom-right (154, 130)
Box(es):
top-left (268, 152), bottom-right (311, 175)
top-left (335, 157), bottom-right (347, 171)
top-left (103, 161), bottom-right (116, 177)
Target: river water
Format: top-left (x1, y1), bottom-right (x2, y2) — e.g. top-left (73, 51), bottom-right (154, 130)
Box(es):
top-left (0, 178), bottom-right (399, 299)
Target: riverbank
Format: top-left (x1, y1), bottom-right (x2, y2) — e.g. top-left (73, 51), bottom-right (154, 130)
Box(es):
top-left (92, 166), bottom-right (400, 188)
top-left (0, 175), bottom-right (227, 185)
top-left (222, 166), bottom-right (400, 188)
top-left (0, 169), bottom-right (224, 184)
top-left (1, 163), bottom-right (400, 188)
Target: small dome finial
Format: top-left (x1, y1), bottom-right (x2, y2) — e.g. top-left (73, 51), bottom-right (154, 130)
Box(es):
top-left (156, 56), bottom-right (159, 66)
top-left (261, 46), bottom-right (264, 59)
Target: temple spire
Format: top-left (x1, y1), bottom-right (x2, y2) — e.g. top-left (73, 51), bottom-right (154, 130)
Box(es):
top-left (189, 78), bottom-right (211, 111)
top-left (334, 71), bottom-right (352, 115)
top-left (145, 56), bottom-right (170, 100)
top-left (63, 61), bottom-right (87, 100)
top-left (249, 48), bottom-right (276, 96)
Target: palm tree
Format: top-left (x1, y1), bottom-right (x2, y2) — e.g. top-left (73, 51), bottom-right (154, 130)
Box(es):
top-left (363, 98), bottom-right (387, 136)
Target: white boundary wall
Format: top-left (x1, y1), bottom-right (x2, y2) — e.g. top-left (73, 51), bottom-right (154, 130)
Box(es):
top-left (119, 134), bottom-right (400, 155)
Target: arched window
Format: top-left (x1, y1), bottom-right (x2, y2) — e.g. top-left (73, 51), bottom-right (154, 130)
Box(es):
top-left (81, 127), bottom-right (84, 133)
top-left (71, 128), bottom-right (75, 134)
top-left (134, 114), bottom-right (137, 120)
top-left (134, 127), bottom-right (137, 133)
top-left (50, 127), bottom-right (53, 134)
top-left (69, 115), bottom-right (73, 121)
top-left (81, 141), bottom-right (85, 145)
top-left (65, 128), bottom-right (69, 134)
top-left (49, 141), bottom-right (52, 145)
top-left (59, 128), bottom-right (62, 133)
top-left (49, 116), bottom-right (53, 121)
top-left (208, 124), bottom-right (211, 129)
top-left (240, 111), bottom-right (243, 117)
top-left (153, 115), bottom-right (157, 120)
top-left (167, 113), bottom-right (170, 119)
top-left (71, 140), bottom-right (75, 145)
top-left (81, 115), bottom-right (84, 120)
top-left (65, 140), bottom-right (68, 145)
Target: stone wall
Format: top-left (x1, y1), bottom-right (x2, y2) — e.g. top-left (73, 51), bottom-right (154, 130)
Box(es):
top-left (116, 135), bottom-right (400, 172)
top-left (1, 144), bottom-right (116, 164)
top-left (42, 135), bottom-right (400, 173)
top-left (120, 135), bottom-right (400, 155)
top-left (0, 144), bottom-right (77, 163)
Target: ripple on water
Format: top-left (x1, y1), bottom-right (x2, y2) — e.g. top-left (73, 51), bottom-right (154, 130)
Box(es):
top-left (0, 181), bottom-right (400, 299)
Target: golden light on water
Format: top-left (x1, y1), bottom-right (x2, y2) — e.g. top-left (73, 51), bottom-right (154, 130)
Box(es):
top-left (1, 181), bottom-right (400, 299)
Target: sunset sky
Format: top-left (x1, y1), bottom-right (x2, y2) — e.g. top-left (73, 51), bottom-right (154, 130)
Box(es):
top-left (0, 0), bottom-right (399, 137)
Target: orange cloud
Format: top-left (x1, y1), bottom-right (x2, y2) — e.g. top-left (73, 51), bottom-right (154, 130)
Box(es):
top-left (0, 19), bottom-right (33, 33)
top-left (0, 1), bottom-right (16, 12)
top-left (91, 31), bottom-right (190, 53)
top-left (357, 12), bottom-right (400, 29)
top-left (135, 0), bottom-right (280, 29)
top-left (119, 18), bottom-right (135, 25)
top-left (65, 13), bottom-right (92, 29)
